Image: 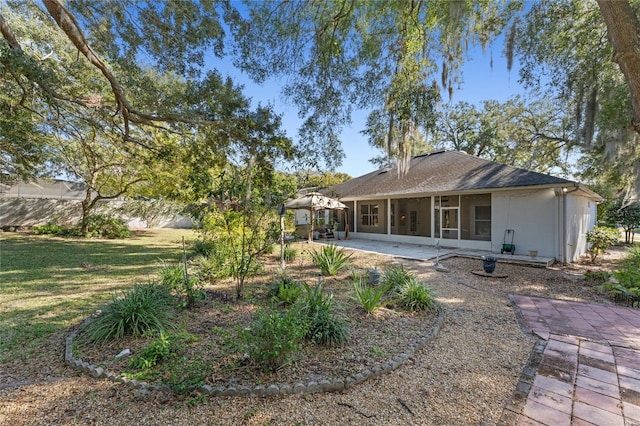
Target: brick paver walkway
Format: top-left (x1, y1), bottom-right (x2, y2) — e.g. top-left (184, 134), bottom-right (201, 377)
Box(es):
top-left (504, 295), bottom-right (640, 426)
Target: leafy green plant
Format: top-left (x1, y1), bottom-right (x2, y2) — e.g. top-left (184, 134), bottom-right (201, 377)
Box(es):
top-left (298, 282), bottom-right (349, 345)
top-left (284, 246), bottom-right (297, 261)
top-left (83, 214), bottom-right (131, 238)
top-left (349, 268), bottom-right (367, 282)
top-left (268, 275), bottom-right (303, 306)
top-left (309, 244), bottom-right (352, 276)
top-left (584, 270), bottom-right (611, 282)
top-left (380, 265), bottom-right (413, 291)
top-left (82, 283), bottom-right (176, 344)
top-left (306, 307), bottom-right (350, 345)
top-left (32, 222), bottom-right (65, 235)
top-left (352, 279), bottom-right (392, 314)
top-left (160, 263), bottom-right (205, 309)
top-left (397, 277), bottom-right (437, 311)
top-left (239, 307), bottom-right (307, 371)
top-left (192, 239), bottom-right (216, 257)
top-left (586, 226), bottom-right (620, 262)
top-left (129, 331), bottom-right (172, 369)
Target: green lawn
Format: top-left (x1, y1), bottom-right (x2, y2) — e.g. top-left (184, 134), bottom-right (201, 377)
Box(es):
top-left (0, 229), bottom-right (196, 364)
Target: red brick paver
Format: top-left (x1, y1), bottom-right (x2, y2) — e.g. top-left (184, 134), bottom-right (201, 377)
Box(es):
top-left (507, 295), bottom-right (640, 425)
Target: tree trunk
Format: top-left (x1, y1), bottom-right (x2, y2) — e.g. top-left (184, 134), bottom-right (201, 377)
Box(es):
top-left (597, 0), bottom-right (640, 134)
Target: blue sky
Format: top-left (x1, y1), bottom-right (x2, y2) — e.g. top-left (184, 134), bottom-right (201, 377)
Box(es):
top-left (221, 36), bottom-right (526, 178)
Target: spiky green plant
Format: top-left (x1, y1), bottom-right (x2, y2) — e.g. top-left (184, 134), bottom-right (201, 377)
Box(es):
top-left (380, 265), bottom-right (413, 291)
top-left (298, 282), bottom-right (349, 345)
top-left (309, 244), bottom-right (352, 276)
top-left (352, 279), bottom-right (392, 314)
top-left (82, 283), bottom-right (176, 344)
top-left (398, 277), bottom-right (437, 311)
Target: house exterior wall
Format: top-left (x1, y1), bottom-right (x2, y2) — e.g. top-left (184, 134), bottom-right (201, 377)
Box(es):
top-left (491, 189), bottom-right (558, 258)
top-left (338, 186), bottom-right (598, 263)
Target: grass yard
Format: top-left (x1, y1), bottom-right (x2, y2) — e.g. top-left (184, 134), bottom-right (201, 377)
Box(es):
top-left (0, 229), bottom-right (196, 366)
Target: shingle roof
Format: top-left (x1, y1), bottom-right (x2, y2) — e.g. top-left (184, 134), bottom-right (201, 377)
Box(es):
top-left (330, 150), bottom-right (576, 199)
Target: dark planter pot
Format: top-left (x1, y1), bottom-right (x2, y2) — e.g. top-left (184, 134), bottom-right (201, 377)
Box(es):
top-left (482, 256), bottom-right (498, 274)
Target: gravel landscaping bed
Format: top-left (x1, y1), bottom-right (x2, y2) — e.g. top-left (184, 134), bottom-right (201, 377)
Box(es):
top-left (0, 246), bottom-right (626, 425)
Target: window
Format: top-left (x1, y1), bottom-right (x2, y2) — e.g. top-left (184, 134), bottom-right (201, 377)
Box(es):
top-left (360, 203), bottom-right (379, 227)
top-left (475, 206), bottom-right (491, 237)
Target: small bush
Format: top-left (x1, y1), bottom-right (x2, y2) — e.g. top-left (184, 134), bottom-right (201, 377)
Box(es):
top-left (32, 222), bottom-right (79, 237)
top-left (83, 214), bottom-right (131, 238)
top-left (352, 279), bottom-right (392, 314)
top-left (263, 244), bottom-right (275, 255)
top-left (309, 244), bottom-right (352, 276)
top-left (268, 275), bottom-right (303, 306)
top-left (283, 246), bottom-right (297, 262)
top-left (194, 242), bottom-right (236, 279)
top-left (239, 308), bottom-right (307, 371)
top-left (129, 331), bottom-right (172, 369)
top-left (397, 278), bottom-right (437, 311)
top-left (586, 226), bottom-right (620, 262)
top-left (193, 239), bottom-right (216, 257)
top-left (32, 222), bottom-right (65, 235)
top-left (306, 307), bottom-right (350, 346)
top-left (380, 265), bottom-right (413, 291)
top-left (82, 283), bottom-right (176, 344)
top-left (298, 282), bottom-right (349, 345)
top-left (160, 263), bottom-right (205, 309)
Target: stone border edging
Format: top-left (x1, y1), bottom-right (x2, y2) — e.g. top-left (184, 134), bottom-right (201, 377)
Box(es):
top-left (65, 306), bottom-right (444, 398)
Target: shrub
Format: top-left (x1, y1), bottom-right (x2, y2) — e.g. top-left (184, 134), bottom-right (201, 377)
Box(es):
top-left (309, 244), bottom-right (352, 276)
top-left (32, 222), bottom-right (65, 235)
top-left (267, 275), bottom-right (303, 306)
top-left (239, 308), bottom-right (307, 371)
top-left (263, 244), bottom-right (275, 255)
top-left (586, 226), bottom-right (620, 262)
top-left (306, 307), bottom-right (350, 346)
top-left (193, 243), bottom-right (236, 279)
top-left (160, 263), bottom-right (205, 309)
top-left (298, 282), bottom-right (349, 345)
top-left (32, 222), bottom-right (79, 237)
top-left (380, 265), bottom-right (413, 291)
top-left (82, 283), bottom-right (176, 344)
top-left (129, 331), bottom-right (172, 369)
top-left (352, 279), bottom-right (392, 314)
top-left (193, 239), bottom-right (216, 257)
top-left (397, 277), bottom-right (437, 311)
top-left (83, 214), bottom-right (131, 238)
top-left (283, 246), bottom-right (297, 262)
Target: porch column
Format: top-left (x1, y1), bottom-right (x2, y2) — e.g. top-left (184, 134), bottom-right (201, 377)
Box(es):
top-left (353, 200), bottom-right (358, 234)
top-left (387, 197), bottom-right (391, 235)
top-left (431, 196), bottom-right (435, 239)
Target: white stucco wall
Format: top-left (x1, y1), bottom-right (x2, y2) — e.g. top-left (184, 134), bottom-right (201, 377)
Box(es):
top-left (491, 188), bottom-right (558, 258)
top-left (0, 198), bottom-right (193, 229)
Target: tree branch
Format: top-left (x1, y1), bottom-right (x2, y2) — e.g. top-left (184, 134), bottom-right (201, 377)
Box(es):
top-left (0, 13), bottom-right (21, 49)
top-left (596, 0), bottom-right (640, 133)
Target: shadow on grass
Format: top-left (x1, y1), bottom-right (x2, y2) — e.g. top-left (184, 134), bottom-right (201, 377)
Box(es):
top-left (0, 231), bottom-right (193, 363)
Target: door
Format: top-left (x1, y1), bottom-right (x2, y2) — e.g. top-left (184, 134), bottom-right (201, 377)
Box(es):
top-left (439, 207), bottom-right (459, 239)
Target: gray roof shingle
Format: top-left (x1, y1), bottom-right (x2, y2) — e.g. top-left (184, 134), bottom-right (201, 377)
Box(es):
top-left (330, 150), bottom-right (575, 199)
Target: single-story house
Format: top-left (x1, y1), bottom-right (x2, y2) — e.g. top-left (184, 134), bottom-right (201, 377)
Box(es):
top-left (327, 150), bottom-right (602, 263)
